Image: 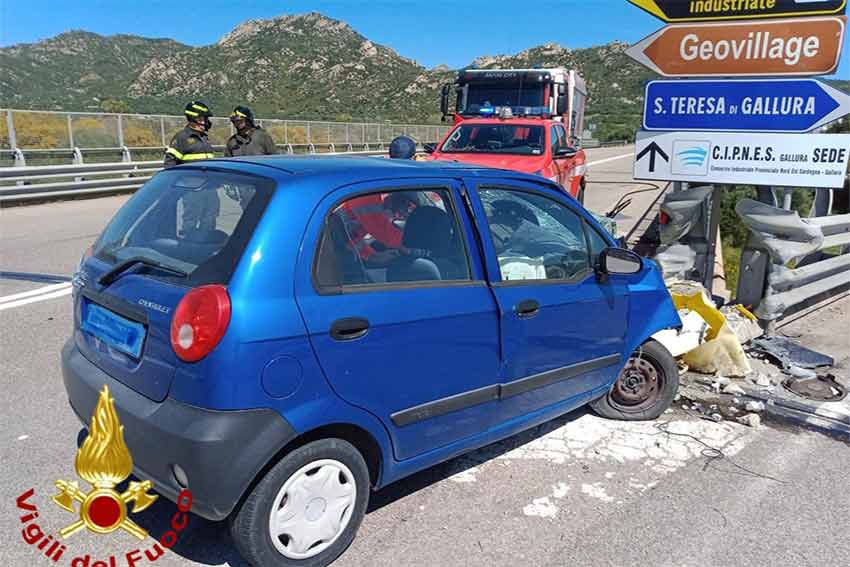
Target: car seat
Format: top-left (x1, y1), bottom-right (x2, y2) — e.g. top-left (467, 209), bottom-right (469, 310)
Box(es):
top-left (387, 206), bottom-right (467, 282)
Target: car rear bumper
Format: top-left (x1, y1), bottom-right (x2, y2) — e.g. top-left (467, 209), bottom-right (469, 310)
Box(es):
top-left (61, 339), bottom-right (297, 521)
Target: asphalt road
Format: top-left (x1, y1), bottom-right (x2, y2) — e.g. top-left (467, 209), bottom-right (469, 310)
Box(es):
top-left (2, 148), bottom-right (847, 567)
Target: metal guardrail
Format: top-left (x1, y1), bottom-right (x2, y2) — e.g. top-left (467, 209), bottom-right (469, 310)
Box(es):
top-left (0, 149), bottom-right (391, 204)
top-left (735, 198), bottom-right (850, 331)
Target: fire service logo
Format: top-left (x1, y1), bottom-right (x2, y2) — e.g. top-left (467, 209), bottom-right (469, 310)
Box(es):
top-left (52, 385), bottom-right (159, 539)
top-left (15, 385), bottom-right (194, 567)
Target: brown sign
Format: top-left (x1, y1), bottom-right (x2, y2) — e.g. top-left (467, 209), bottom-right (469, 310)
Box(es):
top-left (626, 16), bottom-right (846, 76)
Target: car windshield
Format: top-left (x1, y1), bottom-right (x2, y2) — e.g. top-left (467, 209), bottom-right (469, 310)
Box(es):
top-left (440, 124), bottom-right (544, 156)
top-left (92, 168), bottom-right (275, 285)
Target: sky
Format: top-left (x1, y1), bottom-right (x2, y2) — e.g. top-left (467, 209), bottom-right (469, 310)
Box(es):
top-left (0, 0), bottom-right (848, 79)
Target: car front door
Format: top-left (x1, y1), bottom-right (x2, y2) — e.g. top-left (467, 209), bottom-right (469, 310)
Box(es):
top-left (470, 180), bottom-right (629, 421)
top-left (295, 179), bottom-right (501, 461)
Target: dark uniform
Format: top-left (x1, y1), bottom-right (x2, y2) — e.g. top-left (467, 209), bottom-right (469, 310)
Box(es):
top-left (224, 127), bottom-right (277, 157)
top-left (166, 101), bottom-right (219, 233)
top-left (164, 126), bottom-right (216, 168)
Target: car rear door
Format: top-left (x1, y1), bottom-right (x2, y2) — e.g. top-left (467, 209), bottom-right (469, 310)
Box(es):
top-left (294, 178), bottom-right (501, 462)
top-left (468, 178), bottom-right (629, 421)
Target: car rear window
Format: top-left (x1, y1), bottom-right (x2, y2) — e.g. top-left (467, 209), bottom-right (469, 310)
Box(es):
top-left (92, 168), bottom-right (275, 285)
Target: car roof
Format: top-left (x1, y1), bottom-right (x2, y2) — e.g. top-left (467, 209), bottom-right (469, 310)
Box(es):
top-left (186, 155), bottom-right (559, 193)
top-left (451, 118), bottom-right (557, 126)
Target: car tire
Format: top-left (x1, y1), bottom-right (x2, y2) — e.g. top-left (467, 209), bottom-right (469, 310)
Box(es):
top-left (590, 340), bottom-right (678, 421)
top-left (229, 438), bottom-right (370, 567)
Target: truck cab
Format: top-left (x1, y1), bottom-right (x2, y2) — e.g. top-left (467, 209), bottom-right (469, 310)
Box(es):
top-left (427, 68), bottom-right (589, 202)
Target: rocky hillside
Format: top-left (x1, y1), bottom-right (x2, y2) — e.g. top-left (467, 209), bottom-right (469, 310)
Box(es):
top-left (0, 12), bottom-right (657, 138)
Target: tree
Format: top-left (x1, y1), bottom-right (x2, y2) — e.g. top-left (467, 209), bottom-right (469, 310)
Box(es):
top-left (100, 99), bottom-right (130, 114)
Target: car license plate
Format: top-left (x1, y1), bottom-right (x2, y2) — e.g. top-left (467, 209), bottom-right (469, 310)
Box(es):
top-left (81, 302), bottom-right (146, 359)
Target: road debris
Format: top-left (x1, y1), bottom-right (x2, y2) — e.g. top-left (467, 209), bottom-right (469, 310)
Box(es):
top-left (736, 414), bottom-right (762, 428)
top-left (745, 401), bottom-right (766, 412)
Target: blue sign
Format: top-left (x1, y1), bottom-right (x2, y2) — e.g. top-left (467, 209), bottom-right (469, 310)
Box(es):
top-left (643, 79), bottom-right (850, 133)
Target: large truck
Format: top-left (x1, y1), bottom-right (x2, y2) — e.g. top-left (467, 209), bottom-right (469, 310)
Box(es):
top-left (426, 67), bottom-right (589, 201)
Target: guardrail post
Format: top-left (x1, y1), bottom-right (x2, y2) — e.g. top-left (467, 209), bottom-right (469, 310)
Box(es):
top-left (284, 121), bottom-right (288, 144)
top-left (120, 146), bottom-right (131, 163)
top-left (117, 114), bottom-right (125, 147)
top-left (286, 144), bottom-right (293, 155)
top-left (308, 143), bottom-right (316, 154)
top-left (307, 123), bottom-right (311, 145)
top-left (72, 147), bottom-right (84, 182)
top-left (13, 149), bottom-right (25, 178)
top-left (160, 116), bottom-right (166, 147)
top-left (328, 143), bottom-right (335, 153)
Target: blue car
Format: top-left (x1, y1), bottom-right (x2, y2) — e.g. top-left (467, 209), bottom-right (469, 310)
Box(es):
top-left (62, 156), bottom-right (680, 567)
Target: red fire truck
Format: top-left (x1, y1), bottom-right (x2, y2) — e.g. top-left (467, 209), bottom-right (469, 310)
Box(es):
top-left (426, 68), bottom-right (589, 202)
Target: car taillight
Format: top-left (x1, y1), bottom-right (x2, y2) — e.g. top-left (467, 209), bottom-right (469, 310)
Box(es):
top-left (659, 211), bottom-right (669, 225)
top-left (170, 285), bottom-right (231, 362)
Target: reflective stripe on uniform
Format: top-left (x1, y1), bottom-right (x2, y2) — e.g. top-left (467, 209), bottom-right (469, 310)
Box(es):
top-left (165, 147), bottom-right (185, 160)
top-left (181, 153), bottom-right (215, 161)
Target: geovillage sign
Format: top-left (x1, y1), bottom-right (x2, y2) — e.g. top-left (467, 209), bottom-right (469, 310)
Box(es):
top-left (642, 78), bottom-right (850, 132)
top-left (627, 0), bottom-right (846, 22)
top-left (625, 16), bottom-right (846, 76)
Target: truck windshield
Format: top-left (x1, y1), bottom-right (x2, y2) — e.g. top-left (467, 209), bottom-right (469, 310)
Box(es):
top-left (463, 84), bottom-right (545, 114)
top-left (440, 124), bottom-right (544, 156)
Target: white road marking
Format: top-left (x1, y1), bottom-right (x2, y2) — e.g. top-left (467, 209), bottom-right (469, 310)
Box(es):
top-left (586, 152), bottom-right (633, 167)
top-left (0, 281), bottom-right (71, 304)
top-left (0, 284), bottom-right (72, 311)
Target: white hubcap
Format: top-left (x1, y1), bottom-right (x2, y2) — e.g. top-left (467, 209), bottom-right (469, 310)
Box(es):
top-left (269, 459), bottom-right (357, 559)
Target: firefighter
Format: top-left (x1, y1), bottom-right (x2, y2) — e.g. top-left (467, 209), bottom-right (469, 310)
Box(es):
top-left (165, 101), bottom-right (218, 235)
top-left (225, 106), bottom-right (278, 156)
top-left (164, 100), bottom-right (215, 167)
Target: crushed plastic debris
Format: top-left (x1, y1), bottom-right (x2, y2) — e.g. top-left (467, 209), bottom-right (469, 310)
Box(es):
top-left (737, 414), bottom-right (762, 428)
top-left (755, 374), bottom-right (772, 387)
top-left (745, 401), bottom-right (766, 412)
top-left (722, 383), bottom-right (746, 396)
top-left (751, 336), bottom-right (834, 370)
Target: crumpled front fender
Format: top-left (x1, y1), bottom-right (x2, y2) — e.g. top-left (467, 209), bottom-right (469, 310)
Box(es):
top-left (624, 261), bottom-right (681, 356)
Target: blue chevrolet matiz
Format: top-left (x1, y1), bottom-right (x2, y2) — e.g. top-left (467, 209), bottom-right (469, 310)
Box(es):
top-left (62, 156), bottom-right (680, 567)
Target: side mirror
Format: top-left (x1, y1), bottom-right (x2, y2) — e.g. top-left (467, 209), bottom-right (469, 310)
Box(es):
top-left (423, 143), bottom-right (436, 154)
top-left (555, 146), bottom-right (578, 159)
top-left (556, 97), bottom-right (568, 115)
top-left (440, 85), bottom-right (451, 117)
top-left (599, 247), bottom-right (642, 276)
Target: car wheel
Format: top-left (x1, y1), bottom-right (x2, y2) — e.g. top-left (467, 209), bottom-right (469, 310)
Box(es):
top-left (590, 340), bottom-right (678, 421)
top-left (230, 438), bottom-right (370, 567)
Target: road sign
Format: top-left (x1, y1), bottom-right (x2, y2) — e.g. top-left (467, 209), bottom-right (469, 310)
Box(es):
top-left (634, 130), bottom-right (850, 188)
top-left (626, 16), bottom-right (846, 76)
top-left (627, 0), bottom-right (847, 22)
top-left (643, 79), bottom-right (850, 132)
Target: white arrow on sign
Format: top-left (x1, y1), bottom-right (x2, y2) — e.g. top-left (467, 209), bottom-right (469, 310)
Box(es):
top-left (634, 130), bottom-right (850, 189)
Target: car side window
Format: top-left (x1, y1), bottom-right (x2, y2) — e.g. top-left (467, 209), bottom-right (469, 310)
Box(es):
top-left (479, 187), bottom-right (591, 282)
top-left (549, 126), bottom-right (560, 155)
top-left (315, 188), bottom-right (472, 289)
top-left (584, 221), bottom-right (610, 268)
top-left (555, 125), bottom-right (568, 150)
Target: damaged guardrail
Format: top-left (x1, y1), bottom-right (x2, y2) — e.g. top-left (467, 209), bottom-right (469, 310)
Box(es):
top-left (736, 198), bottom-right (850, 331)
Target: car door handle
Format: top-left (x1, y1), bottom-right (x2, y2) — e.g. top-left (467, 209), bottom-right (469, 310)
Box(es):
top-left (330, 317), bottom-right (370, 341)
top-left (515, 299), bottom-right (540, 319)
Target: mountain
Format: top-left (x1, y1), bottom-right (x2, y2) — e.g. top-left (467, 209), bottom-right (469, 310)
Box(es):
top-left (0, 13), bottom-right (655, 139)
